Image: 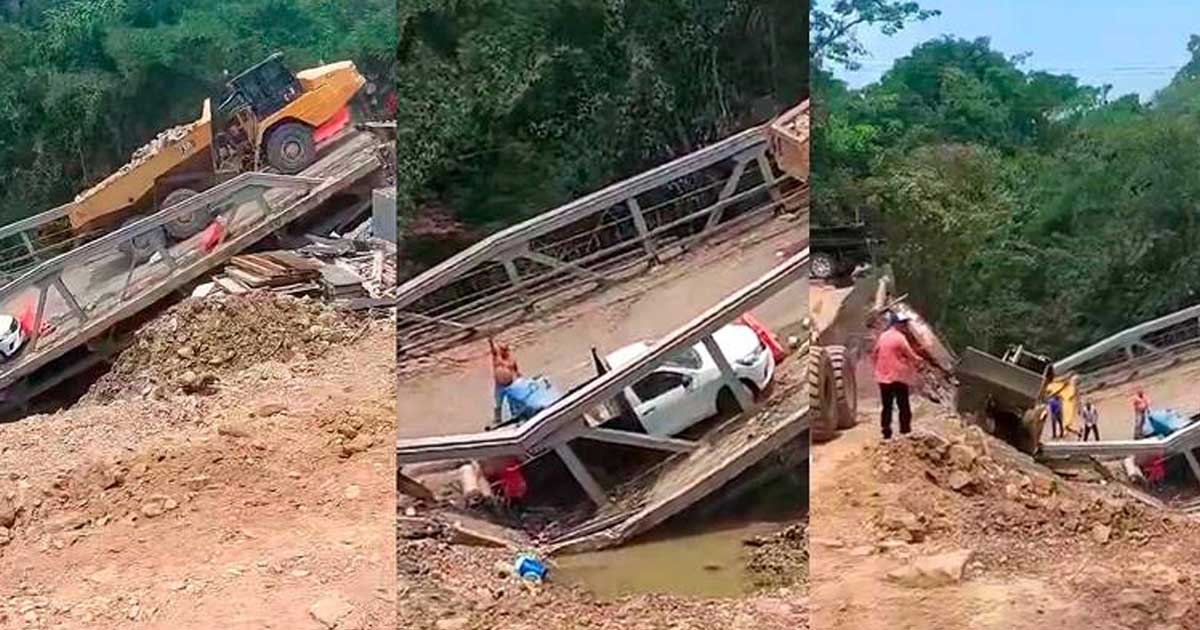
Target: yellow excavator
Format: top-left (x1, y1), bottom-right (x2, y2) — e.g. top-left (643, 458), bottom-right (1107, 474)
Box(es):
top-left (59, 53), bottom-right (366, 261)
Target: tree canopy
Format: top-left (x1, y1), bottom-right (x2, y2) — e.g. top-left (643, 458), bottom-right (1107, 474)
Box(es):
top-left (397, 0), bottom-right (807, 264)
top-left (0, 0), bottom-right (395, 227)
top-left (814, 13), bottom-right (1200, 357)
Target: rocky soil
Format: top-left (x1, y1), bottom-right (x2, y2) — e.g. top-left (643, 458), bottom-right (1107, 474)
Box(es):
top-left (810, 407), bottom-right (1200, 630)
top-left (745, 521), bottom-right (809, 590)
top-left (87, 292), bottom-right (362, 402)
top-left (77, 122), bottom-right (201, 202)
top-left (0, 318), bottom-right (395, 629)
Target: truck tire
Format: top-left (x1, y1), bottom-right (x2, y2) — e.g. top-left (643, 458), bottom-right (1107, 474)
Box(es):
top-left (162, 188), bottom-right (211, 240)
top-left (266, 123), bottom-right (316, 174)
top-left (809, 346), bottom-right (839, 443)
top-left (811, 252), bottom-right (836, 280)
top-left (117, 215), bottom-right (166, 264)
top-left (826, 345), bottom-right (858, 429)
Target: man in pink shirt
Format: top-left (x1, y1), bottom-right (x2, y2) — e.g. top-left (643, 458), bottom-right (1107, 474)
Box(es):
top-left (871, 311), bottom-right (927, 439)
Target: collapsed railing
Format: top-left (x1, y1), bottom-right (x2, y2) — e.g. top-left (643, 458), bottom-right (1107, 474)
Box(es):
top-left (396, 125), bottom-right (803, 356)
top-left (396, 249), bottom-right (808, 508)
top-left (0, 135), bottom-right (381, 399)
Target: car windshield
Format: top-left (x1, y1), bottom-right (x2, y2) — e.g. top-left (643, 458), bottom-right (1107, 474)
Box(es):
top-left (7, 319), bottom-right (16, 334)
top-left (663, 347), bottom-right (703, 370)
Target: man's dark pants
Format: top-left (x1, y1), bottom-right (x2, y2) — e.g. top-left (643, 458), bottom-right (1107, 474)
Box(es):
top-left (879, 381), bottom-right (911, 439)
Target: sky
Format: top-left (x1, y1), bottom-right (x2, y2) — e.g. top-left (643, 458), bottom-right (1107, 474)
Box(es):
top-left (834, 0), bottom-right (1200, 100)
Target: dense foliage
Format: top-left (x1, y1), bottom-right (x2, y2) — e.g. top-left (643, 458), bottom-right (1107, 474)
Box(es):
top-left (813, 1), bottom-right (1200, 356)
top-left (397, 0), bottom-right (808, 247)
top-left (0, 0), bottom-right (395, 226)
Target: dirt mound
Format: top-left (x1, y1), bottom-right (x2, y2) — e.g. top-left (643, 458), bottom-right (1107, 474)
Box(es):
top-left (864, 426), bottom-right (1185, 568)
top-left (88, 292), bottom-right (360, 402)
top-left (746, 521), bottom-right (809, 589)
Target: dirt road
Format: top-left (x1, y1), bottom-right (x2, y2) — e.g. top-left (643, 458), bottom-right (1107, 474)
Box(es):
top-left (0, 304), bottom-right (395, 629)
top-left (809, 395), bottom-right (1200, 630)
top-left (398, 216), bottom-right (805, 439)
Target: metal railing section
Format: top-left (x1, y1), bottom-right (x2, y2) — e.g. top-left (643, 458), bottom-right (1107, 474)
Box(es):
top-left (397, 124), bottom-right (800, 355)
top-left (0, 173), bottom-right (324, 390)
top-left (1055, 303), bottom-right (1200, 378)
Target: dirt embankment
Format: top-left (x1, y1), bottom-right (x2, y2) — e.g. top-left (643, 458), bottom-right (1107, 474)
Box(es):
top-left (811, 408), bottom-right (1200, 630)
top-left (87, 292), bottom-right (364, 403)
top-left (0, 294), bottom-right (395, 629)
top-left (396, 514), bottom-right (808, 630)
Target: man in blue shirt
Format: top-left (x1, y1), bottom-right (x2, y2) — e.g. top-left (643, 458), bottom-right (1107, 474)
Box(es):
top-left (1047, 394), bottom-right (1064, 439)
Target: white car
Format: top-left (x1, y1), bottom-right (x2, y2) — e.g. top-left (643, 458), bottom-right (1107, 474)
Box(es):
top-left (0, 315), bottom-right (25, 360)
top-left (605, 323), bottom-right (775, 437)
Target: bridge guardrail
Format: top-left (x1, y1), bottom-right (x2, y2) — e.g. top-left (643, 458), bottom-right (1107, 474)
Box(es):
top-left (397, 125), bottom-right (802, 356)
top-left (0, 170), bottom-right (355, 392)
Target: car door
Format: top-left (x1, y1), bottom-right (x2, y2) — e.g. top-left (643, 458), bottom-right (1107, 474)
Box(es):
top-left (629, 370), bottom-right (696, 436)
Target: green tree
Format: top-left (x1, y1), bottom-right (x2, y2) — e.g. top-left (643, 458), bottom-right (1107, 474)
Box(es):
top-left (0, 0), bottom-right (394, 227)
top-left (397, 0), bottom-right (807, 266)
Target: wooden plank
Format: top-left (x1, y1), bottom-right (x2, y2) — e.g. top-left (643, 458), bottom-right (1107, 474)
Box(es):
top-left (318, 264), bottom-right (364, 287)
top-left (225, 267), bottom-right (272, 288)
top-left (214, 275), bottom-right (249, 295)
top-left (262, 250), bottom-right (322, 271)
top-left (230, 255), bottom-right (289, 277)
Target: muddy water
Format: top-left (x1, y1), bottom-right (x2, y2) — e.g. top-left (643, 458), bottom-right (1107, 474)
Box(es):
top-left (554, 521), bottom-right (779, 598)
top-left (555, 471), bottom-right (808, 598)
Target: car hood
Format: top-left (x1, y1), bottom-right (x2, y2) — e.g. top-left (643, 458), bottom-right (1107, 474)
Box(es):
top-left (711, 324), bottom-right (763, 361)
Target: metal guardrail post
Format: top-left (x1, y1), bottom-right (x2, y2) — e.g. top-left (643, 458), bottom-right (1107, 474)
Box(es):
top-left (756, 152), bottom-right (784, 207)
top-left (701, 334), bottom-right (753, 411)
top-left (626, 198), bottom-right (660, 264)
top-left (554, 443), bottom-right (608, 507)
top-left (18, 232), bottom-right (40, 263)
top-left (501, 257), bottom-right (531, 308)
top-left (53, 276), bottom-right (88, 323)
top-left (27, 281), bottom-right (49, 353)
top-left (704, 159), bottom-right (749, 232)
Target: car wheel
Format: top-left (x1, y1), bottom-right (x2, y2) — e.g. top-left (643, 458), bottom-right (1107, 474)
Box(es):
top-left (716, 387), bottom-right (741, 418)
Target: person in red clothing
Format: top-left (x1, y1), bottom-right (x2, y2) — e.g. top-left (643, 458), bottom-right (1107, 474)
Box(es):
top-left (871, 311), bottom-right (932, 439)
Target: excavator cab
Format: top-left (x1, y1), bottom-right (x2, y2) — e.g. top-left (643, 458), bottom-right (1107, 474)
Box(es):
top-left (224, 53), bottom-right (303, 119)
